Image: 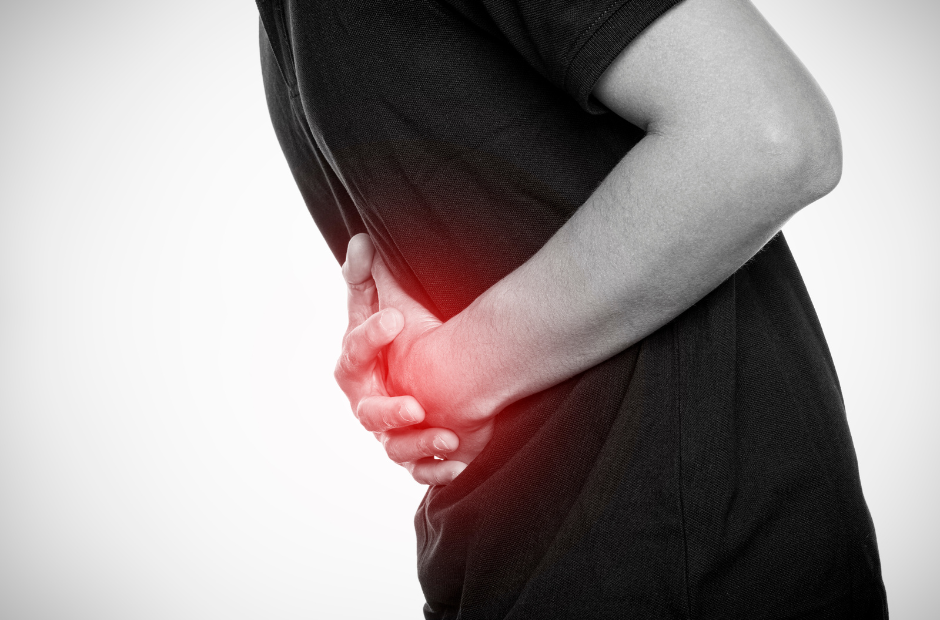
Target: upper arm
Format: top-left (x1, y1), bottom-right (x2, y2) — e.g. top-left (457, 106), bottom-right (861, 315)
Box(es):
top-left (593, 0), bottom-right (841, 200)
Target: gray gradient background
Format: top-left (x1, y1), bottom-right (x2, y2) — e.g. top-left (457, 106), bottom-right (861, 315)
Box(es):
top-left (0, 1), bottom-right (936, 618)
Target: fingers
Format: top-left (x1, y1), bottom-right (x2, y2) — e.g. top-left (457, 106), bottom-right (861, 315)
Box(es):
top-left (406, 458), bottom-right (467, 486)
top-left (357, 395), bottom-right (425, 432)
top-left (335, 308), bottom-right (403, 380)
top-left (342, 234), bottom-right (465, 488)
top-left (343, 233), bottom-right (378, 326)
top-left (379, 427), bottom-right (460, 464)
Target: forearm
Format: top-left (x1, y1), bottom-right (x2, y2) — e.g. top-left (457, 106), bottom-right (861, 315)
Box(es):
top-left (409, 111), bottom-right (840, 423)
top-left (391, 0), bottom-right (842, 428)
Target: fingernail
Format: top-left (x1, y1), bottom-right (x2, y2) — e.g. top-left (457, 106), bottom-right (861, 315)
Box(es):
top-left (433, 437), bottom-right (448, 452)
top-left (379, 310), bottom-right (400, 332)
top-left (398, 405), bottom-right (415, 424)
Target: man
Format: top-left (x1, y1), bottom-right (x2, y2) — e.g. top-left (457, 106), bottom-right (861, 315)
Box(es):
top-left (259, 0), bottom-right (887, 616)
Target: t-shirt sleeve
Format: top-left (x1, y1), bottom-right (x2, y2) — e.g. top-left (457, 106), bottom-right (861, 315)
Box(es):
top-left (457, 0), bottom-right (684, 112)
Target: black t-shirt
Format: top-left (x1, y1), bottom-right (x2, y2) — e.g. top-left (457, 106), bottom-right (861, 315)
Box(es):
top-left (258, 1), bottom-right (887, 617)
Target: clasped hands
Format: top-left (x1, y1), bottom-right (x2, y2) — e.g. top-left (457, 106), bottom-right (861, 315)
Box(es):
top-left (334, 234), bottom-right (495, 485)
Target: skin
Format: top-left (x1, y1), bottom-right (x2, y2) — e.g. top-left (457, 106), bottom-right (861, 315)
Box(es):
top-left (337, 237), bottom-right (467, 484)
top-left (334, 0), bottom-right (841, 485)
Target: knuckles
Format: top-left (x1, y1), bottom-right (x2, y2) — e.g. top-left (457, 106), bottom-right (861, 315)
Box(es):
top-left (333, 354), bottom-right (353, 386)
top-left (382, 435), bottom-right (408, 464)
top-left (357, 398), bottom-right (393, 433)
top-left (383, 432), bottom-right (417, 464)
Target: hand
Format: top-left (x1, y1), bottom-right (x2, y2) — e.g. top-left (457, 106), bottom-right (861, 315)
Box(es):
top-left (334, 233), bottom-right (468, 485)
top-left (372, 254), bottom-right (496, 466)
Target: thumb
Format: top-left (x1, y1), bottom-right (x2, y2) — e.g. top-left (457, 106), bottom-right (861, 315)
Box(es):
top-left (343, 233), bottom-right (378, 327)
top-left (342, 233), bottom-right (375, 286)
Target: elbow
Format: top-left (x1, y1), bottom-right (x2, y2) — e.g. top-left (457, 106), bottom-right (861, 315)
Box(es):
top-left (812, 124), bottom-right (843, 200)
top-left (786, 116), bottom-right (842, 206)
top-left (753, 103), bottom-right (843, 213)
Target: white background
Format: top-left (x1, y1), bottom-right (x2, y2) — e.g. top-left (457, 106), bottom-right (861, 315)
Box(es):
top-left (1, 1), bottom-right (936, 618)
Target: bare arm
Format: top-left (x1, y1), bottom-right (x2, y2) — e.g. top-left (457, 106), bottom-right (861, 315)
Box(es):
top-left (374, 0), bottom-right (840, 466)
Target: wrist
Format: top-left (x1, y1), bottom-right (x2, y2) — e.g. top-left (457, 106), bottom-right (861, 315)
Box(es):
top-left (435, 312), bottom-right (518, 425)
top-left (405, 318), bottom-right (509, 430)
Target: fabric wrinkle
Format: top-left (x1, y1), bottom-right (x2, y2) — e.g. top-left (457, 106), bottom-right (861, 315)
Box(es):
top-left (257, 1), bottom-right (887, 617)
